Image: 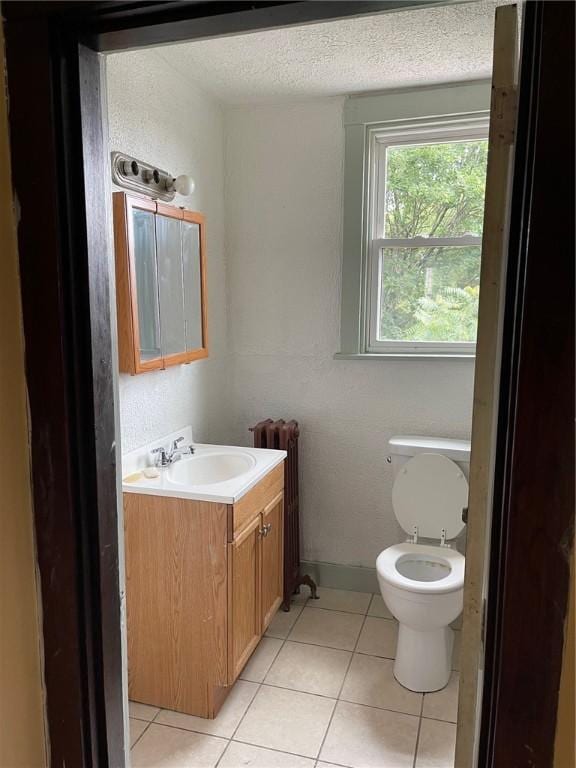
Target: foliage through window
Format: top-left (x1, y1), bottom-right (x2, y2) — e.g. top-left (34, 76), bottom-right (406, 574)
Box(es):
top-left (367, 124), bottom-right (488, 354)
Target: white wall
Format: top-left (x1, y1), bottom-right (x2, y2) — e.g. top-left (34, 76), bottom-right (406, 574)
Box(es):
top-left (225, 99), bottom-right (475, 569)
top-left (106, 51), bottom-right (232, 452)
top-left (106, 54), bottom-right (478, 569)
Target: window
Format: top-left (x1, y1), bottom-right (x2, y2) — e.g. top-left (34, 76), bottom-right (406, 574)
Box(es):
top-left (338, 85), bottom-right (491, 360)
top-left (366, 122), bottom-right (488, 356)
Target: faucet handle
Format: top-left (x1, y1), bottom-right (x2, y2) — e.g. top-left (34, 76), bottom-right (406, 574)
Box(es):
top-left (151, 446), bottom-right (169, 467)
top-left (171, 436), bottom-right (185, 451)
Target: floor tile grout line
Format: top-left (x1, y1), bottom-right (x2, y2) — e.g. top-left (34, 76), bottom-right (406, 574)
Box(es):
top-left (219, 596), bottom-right (309, 764)
top-left (133, 593), bottom-right (457, 764)
top-left (295, 604), bottom-right (377, 619)
top-left (258, 680), bottom-right (339, 703)
top-left (132, 601), bottom-right (304, 766)
top-left (130, 702), bottom-right (165, 751)
top-left (217, 597), bottom-right (312, 764)
top-left (129, 723), bottom-right (149, 751)
top-left (256, 677), bottom-right (426, 721)
top-left (231, 594), bottom-right (348, 763)
top-left (131, 719), bottom-right (230, 742)
top-left (265, 635), bottom-right (377, 652)
top-left (130, 712), bottom-right (454, 768)
top-left (314, 609), bottom-right (370, 763)
top-left (130, 599), bottom-right (457, 756)
top-left (129, 717), bottom-right (156, 752)
top-left (134, 683), bottom-right (428, 743)
top-left (235, 597), bottom-right (406, 764)
top-left (230, 736), bottom-right (324, 763)
top-left (212, 737), bottom-right (231, 768)
top-left (411, 690), bottom-right (426, 768)
top-left (314, 758), bottom-right (357, 768)
top-left (421, 714), bottom-right (458, 725)
top-left (306, 605), bottom-right (372, 616)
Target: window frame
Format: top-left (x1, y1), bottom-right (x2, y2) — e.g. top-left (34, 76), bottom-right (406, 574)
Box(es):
top-left (364, 117), bottom-right (489, 357)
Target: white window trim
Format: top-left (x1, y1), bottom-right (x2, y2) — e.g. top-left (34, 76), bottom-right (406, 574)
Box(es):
top-left (362, 115), bottom-right (489, 357)
top-left (337, 83), bottom-right (492, 361)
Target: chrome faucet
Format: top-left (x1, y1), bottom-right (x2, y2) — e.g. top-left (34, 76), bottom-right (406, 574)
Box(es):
top-left (151, 436), bottom-right (195, 467)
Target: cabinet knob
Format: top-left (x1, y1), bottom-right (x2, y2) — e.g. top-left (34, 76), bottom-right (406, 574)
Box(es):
top-left (259, 523), bottom-right (272, 537)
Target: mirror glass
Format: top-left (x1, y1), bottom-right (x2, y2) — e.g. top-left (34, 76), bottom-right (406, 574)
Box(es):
top-left (182, 221), bottom-right (204, 351)
top-left (156, 214), bottom-right (186, 357)
top-left (132, 208), bottom-right (161, 361)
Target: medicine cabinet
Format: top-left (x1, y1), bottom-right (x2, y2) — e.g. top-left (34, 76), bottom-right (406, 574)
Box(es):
top-left (113, 192), bottom-right (208, 374)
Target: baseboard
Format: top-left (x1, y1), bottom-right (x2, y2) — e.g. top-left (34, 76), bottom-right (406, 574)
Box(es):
top-left (300, 560), bottom-right (379, 595)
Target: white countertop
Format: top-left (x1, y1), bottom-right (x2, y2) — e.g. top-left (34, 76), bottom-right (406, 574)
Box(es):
top-left (122, 442), bottom-right (286, 504)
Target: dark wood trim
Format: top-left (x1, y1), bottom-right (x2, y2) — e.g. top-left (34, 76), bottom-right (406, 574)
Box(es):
top-left (78, 43), bottom-right (125, 765)
top-left (3, 1), bottom-right (574, 766)
top-left (3, 13), bottom-right (122, 767)
top-left (4, 16), bottom-right (94, 767)
top-left (479, 2), bottom-right (575, 766)
top-left (89, 1), bottom-right (447, 52)
top-left (2, 1), bottom-right (452, 52)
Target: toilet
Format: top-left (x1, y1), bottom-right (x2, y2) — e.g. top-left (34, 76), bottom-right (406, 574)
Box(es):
top-left (376, 436), bottom-right (470, 693)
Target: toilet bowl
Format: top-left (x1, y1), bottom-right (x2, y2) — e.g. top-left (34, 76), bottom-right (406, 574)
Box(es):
top-left (377, 543), bottom-right (464, 692)
top-left (377, 438), bottom-right (470, 692)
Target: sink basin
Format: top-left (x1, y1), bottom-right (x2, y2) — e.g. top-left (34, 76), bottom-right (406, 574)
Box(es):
top-left (123, 437), bottom-right (286, 504)
top-left (167, 451), bottom-right (256, 487)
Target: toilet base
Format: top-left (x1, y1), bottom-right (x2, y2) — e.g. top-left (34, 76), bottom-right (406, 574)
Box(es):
top-left (394, 624), bottom-right (454, 692)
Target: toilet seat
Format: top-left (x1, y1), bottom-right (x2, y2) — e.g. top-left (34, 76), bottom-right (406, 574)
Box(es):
top-left (377, 543), bottom-right (465, 595)
top-left (392, 453), bottom-right (468, 541)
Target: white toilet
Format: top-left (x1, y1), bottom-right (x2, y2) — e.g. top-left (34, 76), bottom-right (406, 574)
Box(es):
top-left (376, 436), bottom-right (470, 693)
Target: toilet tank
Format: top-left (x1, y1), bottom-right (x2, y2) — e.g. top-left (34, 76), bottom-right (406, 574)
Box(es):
top-left (388, 435), bottom-right (471, 479)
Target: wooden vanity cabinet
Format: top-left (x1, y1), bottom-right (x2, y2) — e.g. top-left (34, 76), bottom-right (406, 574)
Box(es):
top-left (124, 463), bottom-right (284, 718)
top-left (228, 485), bottom-right (284, 684)
top-left (228, 516), bottom-right (262, 683)
top-left (260, 493), bottom-right (284, 629)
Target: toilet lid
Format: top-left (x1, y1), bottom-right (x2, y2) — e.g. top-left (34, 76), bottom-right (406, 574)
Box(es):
top-left (392, 453), bottom-right (468, 540)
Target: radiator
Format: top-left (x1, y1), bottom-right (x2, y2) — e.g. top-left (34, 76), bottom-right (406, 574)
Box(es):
top-left (250, 419), bottom-right (317, 610)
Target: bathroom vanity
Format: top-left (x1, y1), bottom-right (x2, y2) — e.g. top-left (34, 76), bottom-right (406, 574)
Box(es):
top-left (123, 436), bottom-right (285, 718)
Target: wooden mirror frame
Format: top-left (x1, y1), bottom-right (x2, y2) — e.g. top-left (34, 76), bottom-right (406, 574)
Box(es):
top-left (114, 192), bottom-right (208, 374)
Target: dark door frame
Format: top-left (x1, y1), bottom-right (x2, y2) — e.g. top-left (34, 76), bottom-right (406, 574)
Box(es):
top-left (478, 2), bottom-right (575, 765)
top-left (2, 2), bottom-right (573, 766)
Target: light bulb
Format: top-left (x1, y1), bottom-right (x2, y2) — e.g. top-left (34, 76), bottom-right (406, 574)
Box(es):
top-left (173, 174), bottom-right (195, 196)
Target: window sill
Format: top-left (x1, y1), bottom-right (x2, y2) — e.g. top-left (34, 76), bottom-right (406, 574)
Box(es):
top-left (334, 352), bottom-right (476, 361)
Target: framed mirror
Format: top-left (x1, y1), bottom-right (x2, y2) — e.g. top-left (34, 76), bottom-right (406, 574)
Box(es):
top-left (113, 193), bottom-right (208, 374)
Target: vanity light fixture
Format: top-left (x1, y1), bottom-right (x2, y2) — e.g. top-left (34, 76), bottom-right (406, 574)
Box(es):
top-left (111, 151), bottom-right (195, 202)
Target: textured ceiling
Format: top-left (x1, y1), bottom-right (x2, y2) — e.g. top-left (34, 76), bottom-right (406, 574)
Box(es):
top-left (153, 0), bottom-right (505, 105)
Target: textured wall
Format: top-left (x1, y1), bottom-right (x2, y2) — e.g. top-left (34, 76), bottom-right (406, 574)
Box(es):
top-left (156, 0), bottom-right (502, 104)
top-left (106, 52), bottom-right (478, 568)
top-left (0, 27), bottom-right (47, 768)
top-left (106, 51), bottom-right (232, 451)
top-left (225, 99), bottom-right (475, 568)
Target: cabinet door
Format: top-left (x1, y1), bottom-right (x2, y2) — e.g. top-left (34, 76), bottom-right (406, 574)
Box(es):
top-left (228, 515), bottom-right (261, 684)
top-left (261, 492), bottom-right (284, 630)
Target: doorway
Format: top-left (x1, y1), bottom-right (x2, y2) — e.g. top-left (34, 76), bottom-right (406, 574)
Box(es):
top-left (2, 2), bottom-right (573, 767)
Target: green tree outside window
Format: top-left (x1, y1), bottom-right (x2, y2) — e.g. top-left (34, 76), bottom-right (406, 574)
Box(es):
top-left (378, 140), bottom-right (488, 342)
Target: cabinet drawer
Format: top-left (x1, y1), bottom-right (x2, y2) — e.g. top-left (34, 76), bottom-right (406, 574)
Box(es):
top-left (230, 463), bottom-right (284, 539)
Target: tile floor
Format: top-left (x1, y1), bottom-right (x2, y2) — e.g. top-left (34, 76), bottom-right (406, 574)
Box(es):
top-left (129, 587), bottom-right (460, 768)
